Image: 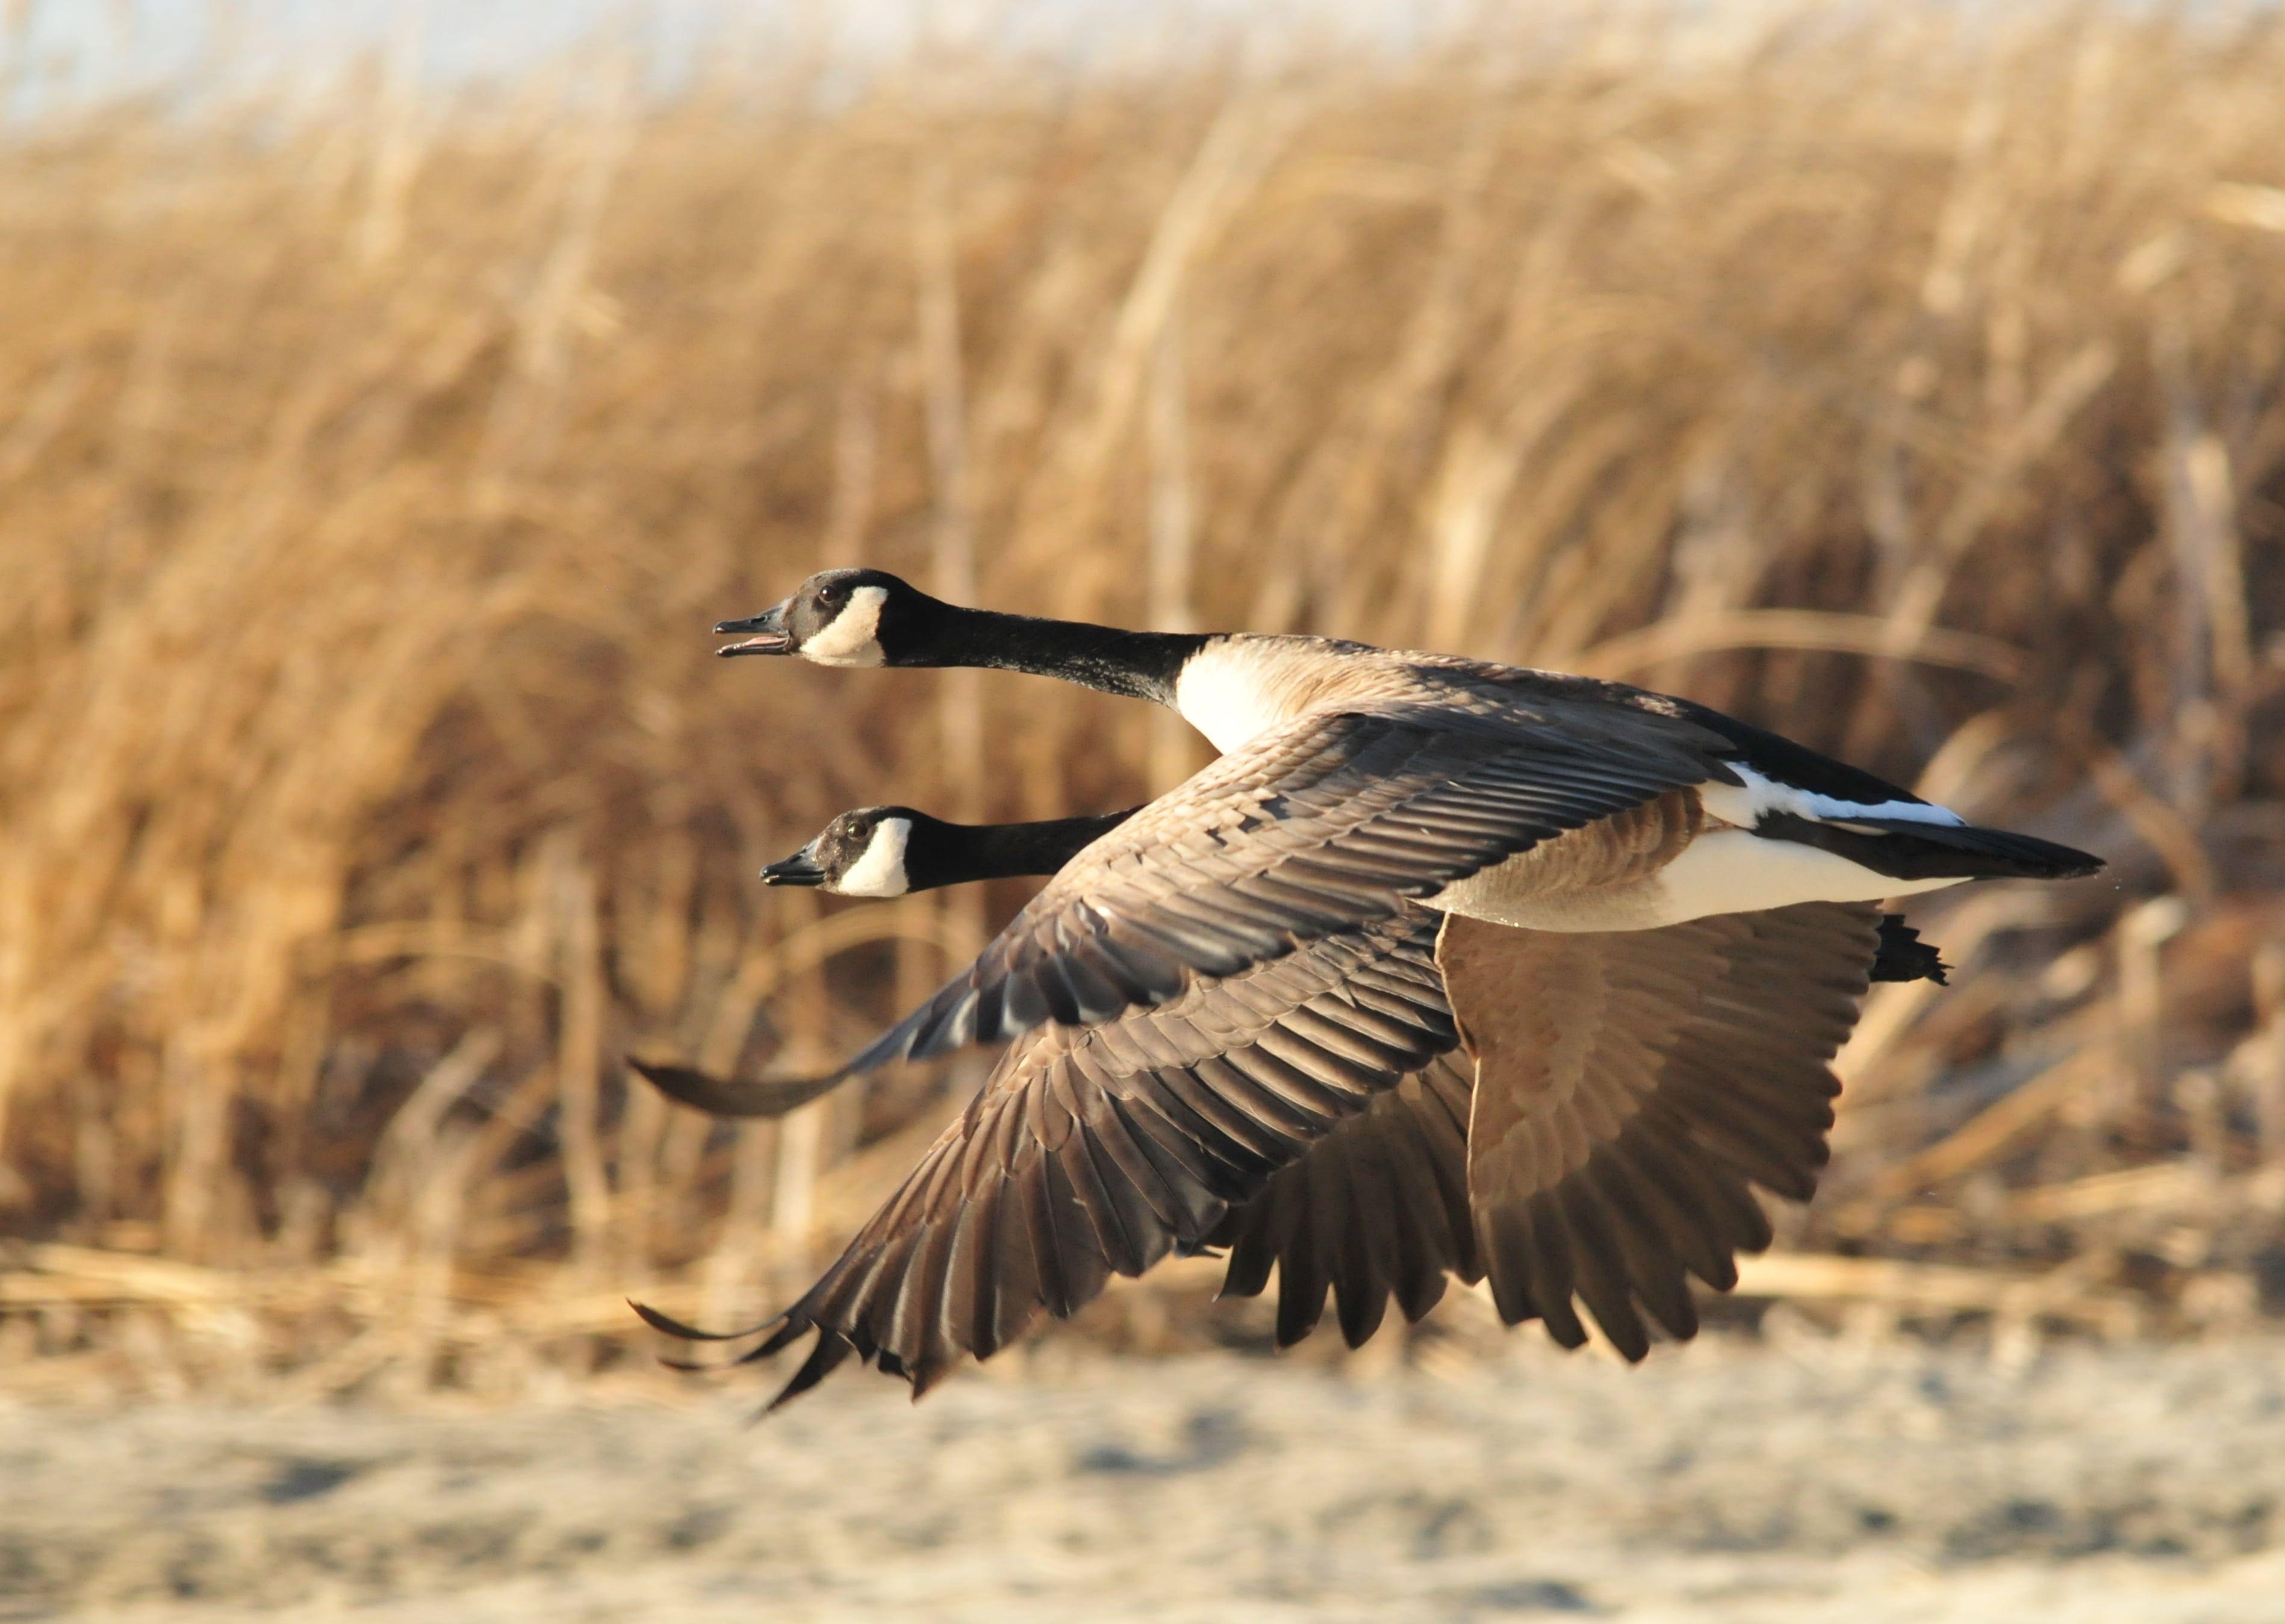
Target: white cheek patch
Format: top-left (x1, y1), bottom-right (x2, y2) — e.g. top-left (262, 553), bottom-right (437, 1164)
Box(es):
top-left (1699, 762), bottom-right (1964, 830)
top-left (802, 585), bottom-right (889, 667)
top-left (835, 817), bottom-right (911, 897)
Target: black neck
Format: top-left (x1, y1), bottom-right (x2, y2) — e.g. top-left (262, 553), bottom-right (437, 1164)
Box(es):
top-left (909, 809), bottom-right (1140, 889)
top-left (904, 606), bottom-right (1210, 705)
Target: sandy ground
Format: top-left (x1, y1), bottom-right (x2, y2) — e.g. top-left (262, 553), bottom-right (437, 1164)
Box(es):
top-left (4, 1334), bottom-right (2284, 1624)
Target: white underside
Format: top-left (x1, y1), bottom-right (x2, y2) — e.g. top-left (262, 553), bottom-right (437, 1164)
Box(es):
top-left (1426, 830), bottom-right (1961, 933)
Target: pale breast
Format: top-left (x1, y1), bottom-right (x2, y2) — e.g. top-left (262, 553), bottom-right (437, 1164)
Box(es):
top-left (1170, 639), bottom-right (1317, 752)
top-left (1428, 795), bottom-right (1966, 932)
top-left (1426, 792), bottom-right (1703, 931)
top-left (1170, 637), bottom-right (1433, 753)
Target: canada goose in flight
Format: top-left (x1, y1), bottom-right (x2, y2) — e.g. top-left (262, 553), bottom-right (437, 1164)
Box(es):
top-left (753, 805), bottom-right (1140, 898)
top-left (633, 807), bottom-right (1951, 1400)
top-left (711, 569), bottom-right (2090, 1089)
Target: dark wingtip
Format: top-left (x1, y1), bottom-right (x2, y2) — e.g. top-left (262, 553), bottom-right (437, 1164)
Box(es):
top-left (629, 1299), bottom-right (771, 1342)
top-left (906, 1354), bottom-right (962, 1401)
top-left (626, 1055), bottom-right (848, 1119)
top-left (763, 1330), bottom-right (856, 1412)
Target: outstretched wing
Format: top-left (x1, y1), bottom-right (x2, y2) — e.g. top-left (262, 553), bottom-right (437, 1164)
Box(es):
top-left (1217, 904), bottom-right (1891, 1361)
top-left (651, 912), bottom-right (1458, 1405)
top-left (1208, 1054), bottom-right (1479, 1350)
top-left (1440, 902), bottom-right (1878, 1361)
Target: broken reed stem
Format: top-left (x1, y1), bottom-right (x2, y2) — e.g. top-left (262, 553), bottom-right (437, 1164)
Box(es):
top-left (2115, 897), bottom-right (2187, 1122)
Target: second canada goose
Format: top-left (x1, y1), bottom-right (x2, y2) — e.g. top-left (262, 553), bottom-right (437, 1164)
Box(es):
top-left (756, 804), bottom-right (1948, 981)
top-left (636, 804), bottom-right (1945, 1119)
top-left (713, 569), bottom-right (2083, 1083)
top-left (634, 806), bottom-right (1950, 1398)
top-left (755, 805), bottom-right (1138, 898)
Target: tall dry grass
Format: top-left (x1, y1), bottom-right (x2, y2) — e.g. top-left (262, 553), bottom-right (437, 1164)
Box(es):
top-left (5, 4), bottom-right (2285, 1384)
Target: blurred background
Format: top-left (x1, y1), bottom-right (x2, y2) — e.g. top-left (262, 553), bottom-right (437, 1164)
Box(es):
top-left (4, 1), bottom-right (2285, 1617)
top-left (4, 3), bottom-right (2285, 1617)
top-left (4, 0), bottom-right (2285, 1389)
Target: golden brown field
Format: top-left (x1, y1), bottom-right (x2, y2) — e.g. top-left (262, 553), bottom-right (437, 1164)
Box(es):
top-left (4, 1), bottom-right (2285, 1396)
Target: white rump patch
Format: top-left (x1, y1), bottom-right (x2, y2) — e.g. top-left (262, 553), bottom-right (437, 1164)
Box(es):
top-left (1699, 762), bottom-right (1963, 830)
top-left (803, 585), bottom-right (889, 667)
top-left (836, 817), bottom-right (911, 897)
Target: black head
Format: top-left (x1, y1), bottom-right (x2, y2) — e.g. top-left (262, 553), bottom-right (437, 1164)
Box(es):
top-left (760, 804), bottom-right (1133, 898)
top-left (761, 805), bottom-right (939, 897)
top-left (716, 568), bottom-right (947, 667)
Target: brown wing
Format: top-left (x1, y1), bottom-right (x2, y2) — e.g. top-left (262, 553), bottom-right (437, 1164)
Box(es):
top-left (678, 912), bottom-right (1458, 1407)
top-left (1437, 902), bottom-right (1878, 1362)
top-left (1208, 1054), bottom-right (1479, 1350)
top-left (783, 705), bottom-right (1729, 1090)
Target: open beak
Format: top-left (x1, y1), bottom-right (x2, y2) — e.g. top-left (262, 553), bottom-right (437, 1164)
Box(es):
top-left (759, 848), bottom-right (828, 887)
top-left (715, 599), bottom-right (793, 656)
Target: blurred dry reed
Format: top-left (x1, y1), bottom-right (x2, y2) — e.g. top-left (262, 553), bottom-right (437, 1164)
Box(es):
top-left (5, 1), bottom-right (2285, 1391)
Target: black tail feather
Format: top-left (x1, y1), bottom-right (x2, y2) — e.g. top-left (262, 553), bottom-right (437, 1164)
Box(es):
top-left (1757, 812), bottom-right (2102, 883)
top-left (1871, 915), bottom-right (1948, 985)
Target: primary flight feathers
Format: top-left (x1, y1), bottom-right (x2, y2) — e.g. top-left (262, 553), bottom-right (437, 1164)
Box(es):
top-left (638, 898), bottom-right (1898, 1404)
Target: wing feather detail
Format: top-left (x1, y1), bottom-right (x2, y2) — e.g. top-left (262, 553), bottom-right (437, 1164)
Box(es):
top-left (705, 912), bottom-right (1458, 1404)
top-left (634, 900), bottom-right (1888, 1399)
top-left (1441, 901), bottom-right (1877, 1359)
